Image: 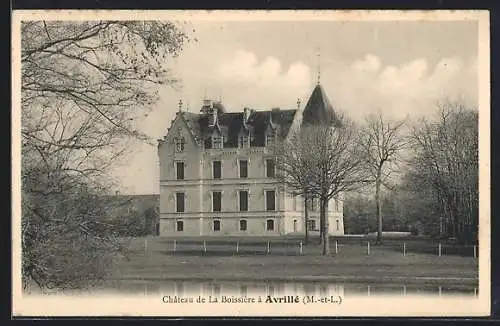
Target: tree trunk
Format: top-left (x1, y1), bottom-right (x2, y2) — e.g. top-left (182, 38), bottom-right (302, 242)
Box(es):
top-left (375, 177), bottom-right (383, 245)
top-left (321, 198), bottom-right (330, 255)
top-left (319, 199), bottom-right (324, 245)
top-left (304, 196), bottom-right (309, 244)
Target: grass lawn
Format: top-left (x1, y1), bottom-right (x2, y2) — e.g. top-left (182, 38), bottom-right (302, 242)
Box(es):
top-left (109, 236), bottom-right (478, 285)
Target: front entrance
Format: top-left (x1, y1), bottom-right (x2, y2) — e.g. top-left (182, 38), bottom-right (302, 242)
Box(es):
top-left (293, 219), bottom-right (298, 232)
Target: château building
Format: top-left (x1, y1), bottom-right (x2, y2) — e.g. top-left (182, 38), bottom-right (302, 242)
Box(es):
top-left (157, 83), bottom-right (345, 236)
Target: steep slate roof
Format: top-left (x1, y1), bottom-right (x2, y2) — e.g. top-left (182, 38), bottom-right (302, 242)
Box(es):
top-left (178, 106), bottom-right (298, 148)
top-left (301, 84), bottom-right (338, 126)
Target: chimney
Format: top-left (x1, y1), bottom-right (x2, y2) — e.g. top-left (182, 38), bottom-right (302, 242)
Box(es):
top-left (243, 107), bottom-right (251, 123)
top-left (203, 98), bottom-right (212, 107)
top-left (209, 107), bottom-right (217, 128)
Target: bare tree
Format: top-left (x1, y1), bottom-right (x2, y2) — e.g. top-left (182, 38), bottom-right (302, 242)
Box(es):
top-left (408, 101), bottom-right (478, 244)
top-left (358, 112), bottom-right (407, 244)
top-left (21, 21), bottom-right (189, 291)
top-left (276, 114), bottom-right (365, 255)
top-left (275, 137), bottom-right (315, 244)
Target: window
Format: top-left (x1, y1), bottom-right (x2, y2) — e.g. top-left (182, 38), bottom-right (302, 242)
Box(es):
top-left (265, 190), bottom-right (276, 211)
top-left (239, 190), bottom-right (248, 211)
top-left (265, 134), bottom-right (275, 147)
top-left (176, 220), bottom-right (184, 232)
top-left (212, 191), bottom-right (222, 212)
top-left (266, 159), bottom-right (275, 178)
top-left (307, 198), bottom-right (316, 211)
top-left (240, 219), bottom-right (247, 231)
top-left (176, 192), bottom-right (185, 213)
top-left (335, 198), bottom-right (340, 211)
top-left (239, 160), bottom-right (248, 178)
top-left (213, 136), bottom-right (223, 149)
top-left (213, 161), bottom-right (222, 179)
top-left (176, 161), bottom-right (185, 180)
top-left (266, 219), bottom-right (274, 231)
top-left (293, 196), bottom-right (298, 211)
top-left (239, 135), bottom-right (249, 148)
top-left (175, 137), bottom-right (185, 152)
top-left (336, 219), bottom-right (340, 231)
top-left (213, 220), bottom-right (221, 232)
top-left (307, 219), bottom-right (316, 231)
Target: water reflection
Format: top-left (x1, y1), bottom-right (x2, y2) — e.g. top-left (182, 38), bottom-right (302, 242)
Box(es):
top-left (101, 280), bottom-right (478, 298)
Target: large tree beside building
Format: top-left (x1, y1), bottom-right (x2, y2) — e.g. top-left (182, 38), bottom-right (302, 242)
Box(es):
top-left (20, 21), bottom-right (189, 290)
top-left (358, 112), bottom-right (407, 244)
top-left (276, 84), bottom-right (365, 255)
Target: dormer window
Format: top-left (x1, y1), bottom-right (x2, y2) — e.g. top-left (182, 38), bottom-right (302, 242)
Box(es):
top-left (175, 136), bottom-right (185, 152)
top-left (265, 134), bottom-right (275, 147)
top-left (239, 135), bottom-right (250, 148)
top-left (212, 135), bottom-right (223, 149)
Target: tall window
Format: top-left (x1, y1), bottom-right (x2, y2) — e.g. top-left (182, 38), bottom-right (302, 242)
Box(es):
top-left (266, 159), bottom-right (275, 178)
top-left (336, 219), bottom-right (340, 231)
top-left (266, 219), bottom-right (274, 231)
top-left (213, 135), bottom-right (223, 149)
top-left (175, 136), bottom-right (185, 152)
top-left (239, 190), bottom-right (248, 211)
top-left (335, 198), bottom-right (340, 211)
top-left (212, 191), bottom-right (222, 212)
top-left (213, 161), bottom-right (222, 179)
top-left (176, 161), bottom-right (185, 180)
top-left (307, 219), bottom-right (316, 231)
top-left (265, 134), bottom-right (275, 147)
top-left (176, 220), bottom-right (184, 232)
top-left (176, 192), bottom-right (185, 213)
top-left (307, 198), bottom-right (316, 211)
top-left (239, 135), bottom-right (249, 148)
top-left (265, 190), bottom-right (276, 211)
top-left (239, 159), bottom-right (248, 178)
top-left (213, 220), bottom-right (221, 232)
top-left (239, 219), bottom-right (247, 231)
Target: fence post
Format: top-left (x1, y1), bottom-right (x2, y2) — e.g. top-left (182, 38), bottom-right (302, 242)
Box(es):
top-left (402, 284), bottom-right (407, 296)
top-left (203, 240), bottom-right (207, 253)
top-left (438, 286), bottom-right (442, 296)
top-left (173, 240), bottom-right (177, 253)
top-left (367, 241), bottom-right (370, 256)
top-left (236, 241), bottom-right (239, 254)
top-left (267, 241), bottom-right (270, 254)
top-left (438, 242), bottom-right (442, 257)
top-left (474, 245), bottom-right (477, 259)
top-left (299, 241), bottom-right (303, 255)
top-left (145, 238), bottom-right (148, 255)
top-left (403, 242), bottom-right (406, 257)
top-left (335, 240), bottom-right (338, 254)
top-left (367, 285), bottom-right (371, 296)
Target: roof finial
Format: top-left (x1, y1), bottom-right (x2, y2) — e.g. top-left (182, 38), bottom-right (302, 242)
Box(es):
top-left (178, 99), bottom-right (183, 112)
top-left (316, 47), bottom-right (321, 85)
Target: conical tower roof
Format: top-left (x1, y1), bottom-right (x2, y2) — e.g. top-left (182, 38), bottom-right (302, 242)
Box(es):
top-left (301, 84), bottom-right (337, 126)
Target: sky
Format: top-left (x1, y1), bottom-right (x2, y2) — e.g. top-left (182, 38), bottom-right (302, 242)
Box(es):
top-left (110, 19), bottom-right (479, 195)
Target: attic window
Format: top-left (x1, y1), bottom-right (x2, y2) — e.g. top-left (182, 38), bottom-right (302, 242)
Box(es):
top-left (175, 136), bottom-right (185, 152)
top-left (239, 135), bottom-right (250, 148)
top-left (212, 135), bottom-right (223, 149)
top-left (265, 134), bottom-right (275, 147)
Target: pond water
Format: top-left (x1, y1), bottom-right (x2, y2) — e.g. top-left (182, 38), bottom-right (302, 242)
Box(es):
top-left (91, 279), bottom-right (478, 298)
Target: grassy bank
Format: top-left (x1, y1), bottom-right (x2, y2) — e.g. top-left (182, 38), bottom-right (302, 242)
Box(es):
top-left (110, 236), bottom-right (478, 285)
